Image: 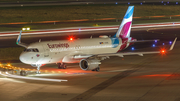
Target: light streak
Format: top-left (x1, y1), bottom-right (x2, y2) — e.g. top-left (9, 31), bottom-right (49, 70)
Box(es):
top-left (0, 73), bottom-right (68, 82)
top-left (1, 22), bottom-right (180, 36)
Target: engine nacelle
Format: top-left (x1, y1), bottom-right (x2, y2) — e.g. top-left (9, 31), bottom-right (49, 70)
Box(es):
top-left (79, 59), bottom-right (101, 71)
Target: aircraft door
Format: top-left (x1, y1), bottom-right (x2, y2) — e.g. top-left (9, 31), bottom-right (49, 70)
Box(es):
top-left (42, 44), bottom-right (49, 57)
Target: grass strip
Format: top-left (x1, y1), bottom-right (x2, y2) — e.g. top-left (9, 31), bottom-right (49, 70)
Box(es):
top-left (1, 5), bottom-right (180, 23)
top-left (0, 47), bottom-right (24, 61)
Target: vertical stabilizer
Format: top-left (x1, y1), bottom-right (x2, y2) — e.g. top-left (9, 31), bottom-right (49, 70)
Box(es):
top-left (114, 6), bottom-right (134, 38)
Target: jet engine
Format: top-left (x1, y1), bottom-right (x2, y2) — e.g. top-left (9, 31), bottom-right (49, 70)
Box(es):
top-left (79, 59), bottom-right (101, 71)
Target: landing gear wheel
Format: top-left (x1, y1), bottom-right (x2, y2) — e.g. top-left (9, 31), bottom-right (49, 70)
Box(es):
top-left (95, 66), bottom-right (100, 72)
top-left (62, 65), bottom-right (67, 69)
top-left (92, 67), bottom-right (100, 72)
top-left (36, 71), bottom-right (41, 74)
top-left (20, 71), bottom-right (27, 76)
top-left (58, 63), bottom-right (67, 69)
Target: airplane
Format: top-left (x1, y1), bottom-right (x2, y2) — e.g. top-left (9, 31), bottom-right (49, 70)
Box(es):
top-left (16, 6), bottom-right (177, 76)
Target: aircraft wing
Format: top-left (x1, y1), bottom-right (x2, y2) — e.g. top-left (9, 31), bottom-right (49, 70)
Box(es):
top-left (73, 37), bottom-right (177, 59)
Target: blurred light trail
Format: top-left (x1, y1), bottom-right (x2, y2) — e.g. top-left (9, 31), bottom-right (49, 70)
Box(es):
top-left (1, 22), bottom-right (180, 36)
top-left (0, 73), bottom-right (68, 82)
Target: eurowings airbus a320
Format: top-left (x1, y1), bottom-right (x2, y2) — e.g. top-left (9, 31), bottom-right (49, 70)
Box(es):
top-left (16, 6), bottom-right (177, 75)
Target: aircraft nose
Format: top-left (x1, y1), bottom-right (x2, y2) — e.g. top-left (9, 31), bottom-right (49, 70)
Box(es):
top-left (19, 53), bottom-right (29, 64)
top-left (19, 53), bottom-right (35, 64)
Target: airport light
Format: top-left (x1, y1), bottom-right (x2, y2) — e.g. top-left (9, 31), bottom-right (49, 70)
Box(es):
top-left (7, 64), bottom-right (11, 66)
top-left (169, 41), bottom-right (172, 44)
top-left (22, 28), bottom-right (26, 31)
top-left (131, 47), bottom-right (134, 50)
top-left (27, 27), bottom-right (30, 30)
top-left (22, 27), bottom-right (30, 31)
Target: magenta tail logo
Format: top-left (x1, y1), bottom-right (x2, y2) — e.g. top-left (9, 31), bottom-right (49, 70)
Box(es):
top-left (114, 6), bottom-right (134, 38)
top-left (119, 21), bottom-right (132, 38)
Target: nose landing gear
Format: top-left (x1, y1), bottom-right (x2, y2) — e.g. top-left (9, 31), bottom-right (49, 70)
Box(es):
top-left (36, 64), bottom-right (42, 74)
top-left (20, 70), bottom-right (28, 76)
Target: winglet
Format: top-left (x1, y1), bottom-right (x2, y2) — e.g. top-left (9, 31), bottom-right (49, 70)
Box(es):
top-left (16, 30), bottom-right (22, 45)
top-left (169, 37), bottom-right (177, 51)
top-left (16, 30), bottom-right (28, 48)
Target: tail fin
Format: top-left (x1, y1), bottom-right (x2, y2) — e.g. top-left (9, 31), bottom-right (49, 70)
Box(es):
top-left (114, 6), bottom-right (134, 38)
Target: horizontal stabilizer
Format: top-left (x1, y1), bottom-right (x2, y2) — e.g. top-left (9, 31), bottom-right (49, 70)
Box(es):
top-left (128, 39), bottom-right (159, 43)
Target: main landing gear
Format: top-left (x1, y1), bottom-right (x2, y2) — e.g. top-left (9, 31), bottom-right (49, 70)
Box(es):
top-left (92, 66), bottom-right (100, 72)
top-left (36, 64), bottom-right (42, 74)
top-left (58, 63), bottom-right (67, 69)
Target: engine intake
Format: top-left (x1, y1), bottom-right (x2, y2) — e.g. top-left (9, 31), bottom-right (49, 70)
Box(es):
top-left (79, 59), bottom-right (101, 71)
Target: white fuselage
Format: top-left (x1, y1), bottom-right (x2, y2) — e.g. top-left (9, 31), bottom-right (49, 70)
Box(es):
top-left (19, 37), bottom-right (125, 65)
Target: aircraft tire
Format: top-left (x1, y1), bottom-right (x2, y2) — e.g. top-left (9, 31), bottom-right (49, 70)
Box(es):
top-left (36, 71), bottom-right (41, 74)
top-left (20, 71), bottom-right (27, 76)
top-left (91, 67), bottom-right (100, 72)
top-left (62, 65), bottom-right (67, 69)
top-left (95, 67), bottom-right (100, 72)
top-left (58, 63), bottom-right (62, 69)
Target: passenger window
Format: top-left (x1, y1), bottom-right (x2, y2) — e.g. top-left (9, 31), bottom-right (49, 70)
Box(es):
top-left (35, 49), bottom-right (39, 52)
top-left (24, 48), bottom-right (39, 52)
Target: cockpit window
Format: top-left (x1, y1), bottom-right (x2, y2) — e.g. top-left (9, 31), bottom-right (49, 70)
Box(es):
top-left (24, 48), bottom-right (39, 52)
